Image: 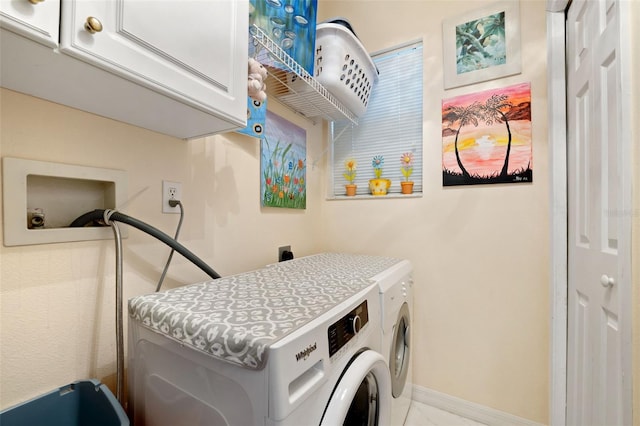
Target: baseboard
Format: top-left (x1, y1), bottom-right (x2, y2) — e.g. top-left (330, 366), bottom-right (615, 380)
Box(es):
top-left (411, 385), bottom-right (546, 426)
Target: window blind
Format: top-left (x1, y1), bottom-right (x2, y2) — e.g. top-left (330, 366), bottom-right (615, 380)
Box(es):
top-left (331, 41), bottom-right (423, 197)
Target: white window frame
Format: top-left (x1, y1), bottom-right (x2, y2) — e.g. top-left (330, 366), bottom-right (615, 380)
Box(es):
top-left (329, 40), bottom-right (423, 199)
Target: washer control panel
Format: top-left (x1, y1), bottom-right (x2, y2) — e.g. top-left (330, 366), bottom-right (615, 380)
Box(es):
top-left (327, 300), bottom-right (369, 357)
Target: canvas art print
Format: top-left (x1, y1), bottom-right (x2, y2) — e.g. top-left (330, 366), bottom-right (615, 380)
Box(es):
top-left (261, 111), bottom-right (307, 209)
top-left (236, 98), bottom-right (267, 138)
top-left (442, 0), bottom-right (521, 89)
top-left (249, 0), bottom-right (318, 75)
top-left (442, 82), bottom-right (532, 186)
top-left (456, 11), bottom-right (506, 74)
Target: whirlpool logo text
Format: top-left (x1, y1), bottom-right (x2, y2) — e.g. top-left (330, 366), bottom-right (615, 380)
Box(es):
top-left (295, 342), bottom-right (317, 361)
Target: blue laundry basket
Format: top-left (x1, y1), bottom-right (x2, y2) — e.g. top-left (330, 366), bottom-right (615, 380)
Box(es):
top-left (0, 379), bottom-right (129, 426)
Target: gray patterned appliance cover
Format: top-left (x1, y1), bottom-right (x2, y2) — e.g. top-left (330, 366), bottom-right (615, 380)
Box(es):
top-left (128, 253), bottom-right (402, 370)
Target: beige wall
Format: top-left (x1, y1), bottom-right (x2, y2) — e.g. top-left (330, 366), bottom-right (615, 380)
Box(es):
top-left (0, 1), bottom-right (551, 423)
top-left (2, 1), bottom-right (636, 425)
top-left (0, 89), bottom-right (326, 407)
top-left (317, 0), bottom-right (549, 423)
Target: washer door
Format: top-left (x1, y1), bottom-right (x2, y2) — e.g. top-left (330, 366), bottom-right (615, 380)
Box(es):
top-left (391, 302), bottom-right (410, 398)
top-left (320, 350), bottom-right (391, 426)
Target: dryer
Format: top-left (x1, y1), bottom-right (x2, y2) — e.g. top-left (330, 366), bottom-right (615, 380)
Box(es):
top-left (127, 263), bottom-right (391, 426)
top-left (372, 260), bottom-right (414, 426)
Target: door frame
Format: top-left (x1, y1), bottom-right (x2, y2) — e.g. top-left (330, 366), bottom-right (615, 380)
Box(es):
top-left (546, 0), bottom-right (634, 424)
top-left (546, 2), bottom-right (568, 424)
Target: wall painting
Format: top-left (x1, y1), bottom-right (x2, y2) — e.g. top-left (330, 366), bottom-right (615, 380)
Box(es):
top-left (261, 111), bottom-right (306, 208)
top-left (442, 82), bottom-right (532, 186)
top-left (442, 0), bottom-right (521, 89)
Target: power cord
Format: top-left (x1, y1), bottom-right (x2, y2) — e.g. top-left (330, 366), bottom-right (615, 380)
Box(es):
top-left (155, 199), bottom-right (184, 292)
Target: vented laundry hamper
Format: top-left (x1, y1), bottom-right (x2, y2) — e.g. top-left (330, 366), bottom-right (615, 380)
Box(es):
top-left (289, 18), bottom-right (379, 118)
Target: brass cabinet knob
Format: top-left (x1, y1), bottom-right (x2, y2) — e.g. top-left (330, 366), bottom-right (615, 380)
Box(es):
top-left (84, 16), bottom-right (103, 34)
top-left (28, 0), bottom-right (45, 4)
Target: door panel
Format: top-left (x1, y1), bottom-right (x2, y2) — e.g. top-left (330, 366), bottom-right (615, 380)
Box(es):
top-left (566, 0), bottom-right (630, 424)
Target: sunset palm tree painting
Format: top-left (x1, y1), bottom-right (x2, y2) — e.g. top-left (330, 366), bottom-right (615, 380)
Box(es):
top-left (442, 82), bottom-right (532, 186)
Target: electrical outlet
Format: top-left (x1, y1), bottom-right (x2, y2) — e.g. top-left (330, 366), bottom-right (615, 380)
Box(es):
top-left (278, 245), bottom-right (292, 262)
top-left (162, 180), bottom-right (182, 214)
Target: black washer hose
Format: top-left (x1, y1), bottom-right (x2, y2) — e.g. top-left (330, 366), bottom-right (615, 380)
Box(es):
top-left (70, 209), bottom-right (221, 280)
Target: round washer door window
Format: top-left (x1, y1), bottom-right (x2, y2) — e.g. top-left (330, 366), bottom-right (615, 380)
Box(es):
top-left (320, 350), bottom-right (391, 426)
top-left (391, 302), bottom-right (411, 397)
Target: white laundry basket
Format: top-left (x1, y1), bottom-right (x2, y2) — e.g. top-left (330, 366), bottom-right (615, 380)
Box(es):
top-left (288, 19), bottom-right (378, 118)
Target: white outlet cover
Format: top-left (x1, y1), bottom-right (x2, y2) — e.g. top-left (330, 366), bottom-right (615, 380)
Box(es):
top-left (162, 180), bottom-right (182, 214)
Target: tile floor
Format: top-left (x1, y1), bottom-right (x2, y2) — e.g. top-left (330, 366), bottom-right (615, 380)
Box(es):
top-left (404, 400), bottom-right (487, 426)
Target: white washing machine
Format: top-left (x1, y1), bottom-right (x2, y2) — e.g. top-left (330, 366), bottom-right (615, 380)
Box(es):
top-left (268, 253), bottom-right (414, 425)
top-left (372, 260), bottom-right (414, 426)
top-left (127, 263), bottom-right (391, 426)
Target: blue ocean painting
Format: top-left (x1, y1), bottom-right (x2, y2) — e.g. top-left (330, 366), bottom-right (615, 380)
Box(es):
top-left (249, 0), bottom-right (318, 75)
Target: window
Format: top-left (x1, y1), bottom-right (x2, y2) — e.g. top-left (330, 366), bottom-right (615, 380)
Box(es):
top-left (330, 41), bottom-right (423, 197)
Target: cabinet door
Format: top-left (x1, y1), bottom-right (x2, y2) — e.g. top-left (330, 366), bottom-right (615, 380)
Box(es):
top-left (59, 0), bottom-right (248, 125)
top-left (0, 0), bottom-right (60, 47)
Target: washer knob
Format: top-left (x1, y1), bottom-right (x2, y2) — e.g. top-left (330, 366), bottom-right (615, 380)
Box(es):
top-left (349, 315), bottom-right (362, 334)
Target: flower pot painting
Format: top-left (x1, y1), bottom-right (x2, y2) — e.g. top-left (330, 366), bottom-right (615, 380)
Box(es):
top-left (400, 181), bottom-right (414, 194)
top-left (442, 82), bottom-right (532, 186)
top-left (369, 178), bottom-right (391, 196)
top-left (343, 158), bottom-right (357, 196)
top-left (400, 152), bottom-right (414, 194)
top-left (369, 155), bottom-right (390, 195)
top-left (261, 111), bottom-right (306, 209)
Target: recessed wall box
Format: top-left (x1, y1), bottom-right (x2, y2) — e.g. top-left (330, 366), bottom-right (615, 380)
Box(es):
top-left (2, 157), bottom-right (127, 246)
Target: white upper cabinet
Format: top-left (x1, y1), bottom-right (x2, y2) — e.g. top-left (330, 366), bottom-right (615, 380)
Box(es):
top-left (0, 0), bottom-right (248, 139)
top-left (0, 0), bottom-right (60, 47)
top-left (60, 0), bottom-right (246, 122)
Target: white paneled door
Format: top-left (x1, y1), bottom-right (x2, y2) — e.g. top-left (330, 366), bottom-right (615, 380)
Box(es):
top-left (566, 0), bottom-right (632, 425)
